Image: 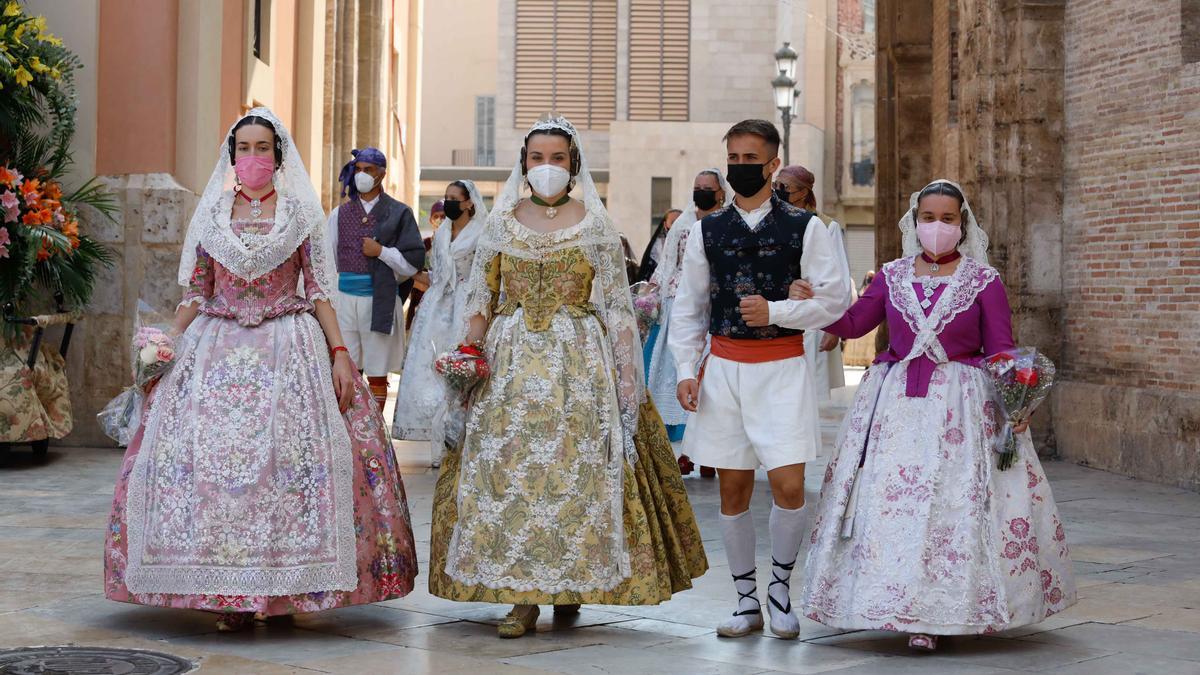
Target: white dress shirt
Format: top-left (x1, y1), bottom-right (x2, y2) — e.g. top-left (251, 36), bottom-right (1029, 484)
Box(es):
top-left (667, 206), bottom-right (852, 382)
top-left (326, 195), bottom-right (418, 280)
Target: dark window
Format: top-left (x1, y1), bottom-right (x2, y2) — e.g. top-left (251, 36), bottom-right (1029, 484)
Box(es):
top-left (650, 177), bottom-right (672, 228)
top-left (1185, 0), bottom-right (1200, 63)
top-left (253, 0), bottom-right (271, 64)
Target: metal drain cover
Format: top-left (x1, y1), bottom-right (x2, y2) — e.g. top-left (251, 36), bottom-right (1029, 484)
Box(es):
top-left (0, 646), bottom-right (195, 675)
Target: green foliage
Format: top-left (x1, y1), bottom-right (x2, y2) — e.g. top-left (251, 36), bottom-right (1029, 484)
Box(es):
top-left (0, 1), bottom-right (115, 342)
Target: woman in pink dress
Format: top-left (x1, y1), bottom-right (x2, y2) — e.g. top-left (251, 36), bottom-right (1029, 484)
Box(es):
top-left (104, 108), bottom-right (418, 631)
top-left (797, 180), bottom-right (1076, 650)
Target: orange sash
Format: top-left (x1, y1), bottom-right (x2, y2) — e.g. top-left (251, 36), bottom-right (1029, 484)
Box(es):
top-left (710, 334), bottom-right (806, 363)
top-left (697, 334), bottom-right (807, 386)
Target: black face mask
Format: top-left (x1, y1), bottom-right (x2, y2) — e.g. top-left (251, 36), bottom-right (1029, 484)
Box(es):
top-left (693, 189), bottom-right (719, 211)
top-left (773, 186), bottom-right (791, 203)
top-left (442, 199), bottom-right (465, 221)
top-left (726, 163), bottom-right (770, 198)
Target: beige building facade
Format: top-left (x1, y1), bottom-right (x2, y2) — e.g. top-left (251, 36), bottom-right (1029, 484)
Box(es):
top-left (30, 0), bottom-right (423, 447)
top-left (419, 0), bottom-right (876, 263)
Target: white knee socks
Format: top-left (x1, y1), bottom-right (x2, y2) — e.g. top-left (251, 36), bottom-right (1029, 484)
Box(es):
top-left (718, 509), bottom-right (763, 636)
top-left (766, 502), bottom-right (805, 638)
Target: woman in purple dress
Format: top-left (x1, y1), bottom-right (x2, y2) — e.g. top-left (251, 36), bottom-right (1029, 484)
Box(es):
top-left (104, 108), bottom-right (418, 631)
top-left (797, 180), bottom-right (1076, 650)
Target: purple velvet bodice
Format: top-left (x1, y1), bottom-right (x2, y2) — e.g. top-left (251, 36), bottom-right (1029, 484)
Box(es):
top-left (823, 255), bottom-right (1015, 397)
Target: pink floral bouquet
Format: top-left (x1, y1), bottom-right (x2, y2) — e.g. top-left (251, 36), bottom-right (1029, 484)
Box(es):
top-left (97, 321), bottom-right (182, 446)
top-left (630, 281), bottom-right (660, 340)
top-left (132, 326), bottom-right (177, 387)
top-left (984, 347), bottom-right (1056, 470)
top-left (434, 343), bottom-right (491, 396)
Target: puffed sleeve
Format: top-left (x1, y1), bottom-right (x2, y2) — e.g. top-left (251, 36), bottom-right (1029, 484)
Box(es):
top-left (179, 245), bottom-right (215, 308)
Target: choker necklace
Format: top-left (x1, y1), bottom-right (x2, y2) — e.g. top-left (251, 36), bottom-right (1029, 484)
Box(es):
top-left (236, 188), bottom-right (276, 219)
top-left (921, 250), bottom-right (961, 273)
top-left (530, 193), bottom-right (571, 219)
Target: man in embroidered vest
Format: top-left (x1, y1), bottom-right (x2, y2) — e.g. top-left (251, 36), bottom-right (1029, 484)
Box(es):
top-left (668, 120), bottom-right (851, 640)
top-left (325, 147), bottom-right (425, 409)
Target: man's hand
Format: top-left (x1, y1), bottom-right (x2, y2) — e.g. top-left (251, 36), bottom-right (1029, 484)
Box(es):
top-left (788, 279), bottom-right (814, 301)
top-left (362, 238), bottom-right (383, 258)
top-left (820, 333), bottom-right (840, 352)
top-left (738, 295), bottom-right (771, 327)
top-left (677, 379), bottom-right (699, 412)
top-left (412, 271), bottom-right (431, 291)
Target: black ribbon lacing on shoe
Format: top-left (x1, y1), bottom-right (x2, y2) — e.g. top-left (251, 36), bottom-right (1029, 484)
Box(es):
top-left (768, 557), bottom-right (795, 614)
top-left (730, 569), bottom-right (761, 616)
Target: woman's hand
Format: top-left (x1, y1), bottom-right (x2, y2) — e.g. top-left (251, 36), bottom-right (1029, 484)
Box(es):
top-left (331, 352), bottom-right (357, 413)
top-left (412, 271), bottom-right (431, 291)
top-left (1013, 418), bottom-right (1030, 434)
top-left (819, 333), bottom-right (840, 352)
top-left (789, 279), bottom-right (814, 301)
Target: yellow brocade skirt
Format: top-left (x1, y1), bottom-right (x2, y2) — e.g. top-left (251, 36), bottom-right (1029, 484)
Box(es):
top-left (429, 399), bottom-right (708, 605)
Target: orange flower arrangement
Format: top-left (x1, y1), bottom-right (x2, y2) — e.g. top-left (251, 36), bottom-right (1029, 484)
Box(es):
top-left (2, 166), bottom-right (78, 260)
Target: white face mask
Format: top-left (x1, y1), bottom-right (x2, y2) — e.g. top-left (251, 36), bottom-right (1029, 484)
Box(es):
top-left (354, 171), bottom-right (377, 194)
top-left (526, 164), bottom-right (571, 199)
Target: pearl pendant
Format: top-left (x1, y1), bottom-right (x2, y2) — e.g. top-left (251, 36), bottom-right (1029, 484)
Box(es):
top-left (545, 206), bottom-right (558, 219)
top-left (929, 262), bottom-right (940, 273)
top-left (250, 198), bottom-right (263, 219)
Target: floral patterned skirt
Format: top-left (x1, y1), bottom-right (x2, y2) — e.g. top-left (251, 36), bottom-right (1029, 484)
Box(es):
top-left (800, 361), bottom-right (1076, 634)
top-left (104, 315), bottom-right (418, 615)
top-left (429, 399), bottom-right (708, 605)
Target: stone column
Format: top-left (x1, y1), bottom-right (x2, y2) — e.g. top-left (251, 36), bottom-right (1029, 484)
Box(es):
top-left (874, 0), bottom-right (933, 351)
top-left (874, 0), bottom-right (933, 264)
top-left (955, 0), bottom-right (1065, 452)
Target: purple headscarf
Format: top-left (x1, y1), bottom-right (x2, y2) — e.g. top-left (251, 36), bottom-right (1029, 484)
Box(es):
top-left (339, 147), bottom-right (388, 198)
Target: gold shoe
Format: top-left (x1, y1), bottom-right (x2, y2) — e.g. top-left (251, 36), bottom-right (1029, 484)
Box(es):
top-left (498, 604), bottom-right (540, 638)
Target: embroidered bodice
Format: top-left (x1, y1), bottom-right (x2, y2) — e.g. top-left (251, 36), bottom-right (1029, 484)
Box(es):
top-left (700, 201), bottom-right (812, 339)
top-left (182, 219), bottom-right (325, 327)
top-left (823, 255), bottom-right (1015, 397)
top-left (487, 247), bottom-right (596, 331)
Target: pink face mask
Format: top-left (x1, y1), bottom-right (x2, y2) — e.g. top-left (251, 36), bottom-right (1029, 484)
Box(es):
top-left (916, 220), bottom-right (961, 257)
top-left (234, 155), bottom-right (275, 191)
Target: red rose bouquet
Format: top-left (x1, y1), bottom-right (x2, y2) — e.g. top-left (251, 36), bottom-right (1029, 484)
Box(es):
top-left (434, 342), bottom-right (491, 396)
top-left (984, 347), bottom-right (1056, 470)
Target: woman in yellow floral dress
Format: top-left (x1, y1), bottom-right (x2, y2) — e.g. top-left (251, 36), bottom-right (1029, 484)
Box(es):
top-left (429, 117), bottom-right (707, 638)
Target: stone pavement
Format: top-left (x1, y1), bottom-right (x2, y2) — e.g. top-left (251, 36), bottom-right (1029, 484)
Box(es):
top-left (3, 383), bottom-right (1200, 674)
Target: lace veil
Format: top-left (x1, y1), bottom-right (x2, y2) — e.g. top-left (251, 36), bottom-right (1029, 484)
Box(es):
top-left (899, 178), bottom-right (990, 264)
top-left (461, 116), bottom-right (645, 462)
top-left (178, 107), bottom-right (335, 297)
top-left (650, 167), bottom-right (733, 291)
top-left (434, 178), bottom-right (489, 283)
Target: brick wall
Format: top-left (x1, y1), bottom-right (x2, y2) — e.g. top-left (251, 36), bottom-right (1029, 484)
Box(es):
top-left (1056, 0), bottom-right (1200, 488)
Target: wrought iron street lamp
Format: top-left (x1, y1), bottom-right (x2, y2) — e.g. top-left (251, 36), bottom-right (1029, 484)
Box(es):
top-left (773, 42), bottom-right (799, 165)
top-left (774, 41), bottom-right (798, 80)
top-left (772, 69), bottom-right (798, 166)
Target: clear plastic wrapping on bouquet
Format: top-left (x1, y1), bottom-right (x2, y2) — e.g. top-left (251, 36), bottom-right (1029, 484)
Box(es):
top-left (984, 347), bottom-right (1056, 470)
top-left (96, 300), bottom-right (186, 447)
